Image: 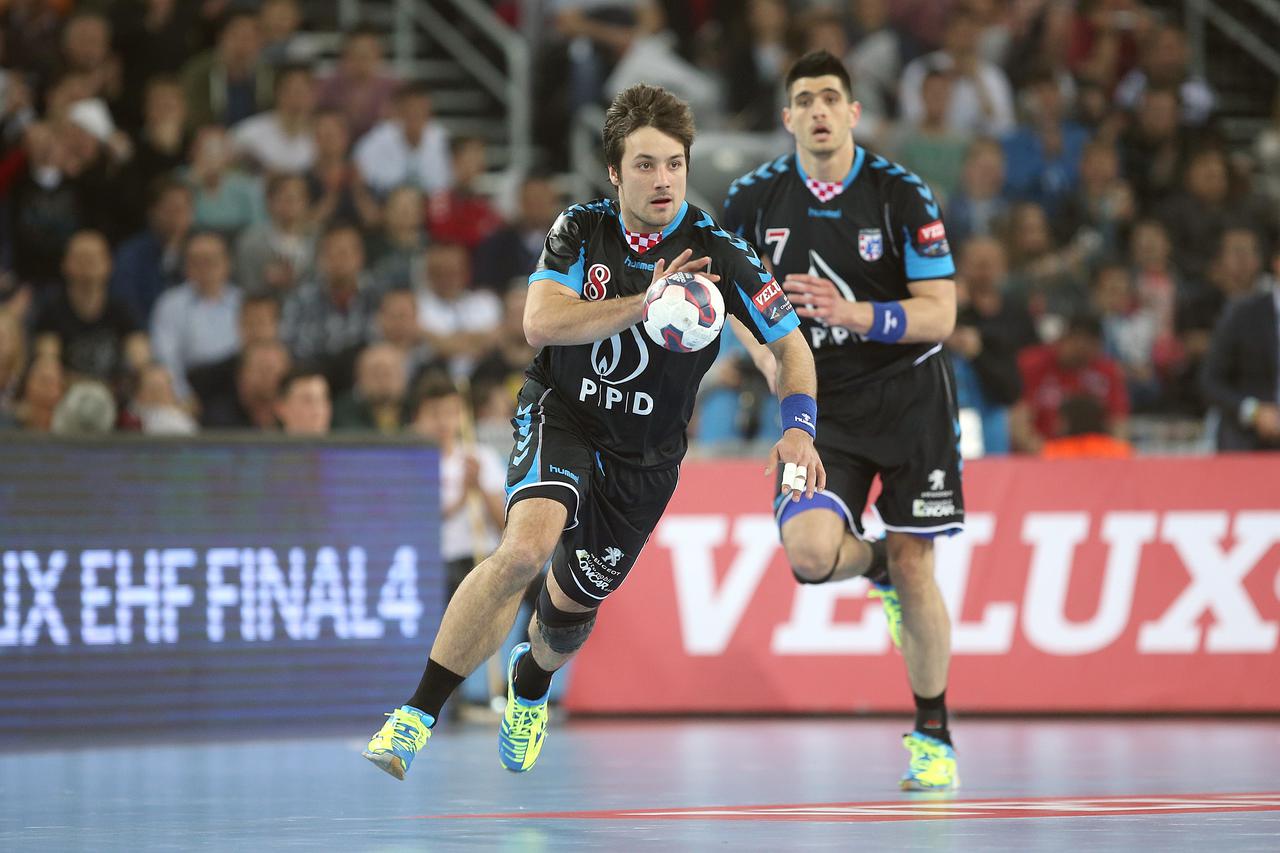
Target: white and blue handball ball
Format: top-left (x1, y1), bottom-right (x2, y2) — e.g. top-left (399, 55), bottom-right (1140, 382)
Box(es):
top-left (641, 271), bottom-right (725, 353)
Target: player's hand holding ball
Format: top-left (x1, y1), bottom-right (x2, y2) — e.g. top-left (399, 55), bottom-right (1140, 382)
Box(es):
top-left (643, 248), bottom-right (724, 353)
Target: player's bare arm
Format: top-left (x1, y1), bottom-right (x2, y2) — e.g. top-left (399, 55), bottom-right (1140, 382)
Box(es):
top-left (763, 328), bottom-right (825, 502)
top-left (782, 276), bottom-right (957, 343)
top-left (524, 249), bottom-right (718, 347)
top-left (728, 315), bottom-right (779, 394)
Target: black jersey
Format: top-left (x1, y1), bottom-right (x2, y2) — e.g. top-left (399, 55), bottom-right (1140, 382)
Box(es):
top-left (527, 198), bottom-right (798, 469)
top-left (722, 147), bottom-right (956, 393)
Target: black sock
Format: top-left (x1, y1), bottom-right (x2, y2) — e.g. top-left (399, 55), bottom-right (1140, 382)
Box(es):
top-left (513, 647), bottom-right (554, 701)
top-left (864, 538), bottom-right (891, 586)
top-left (913, 690), bottom-right (951, 745)
top-left (405, 658), bottom-right (466, 723)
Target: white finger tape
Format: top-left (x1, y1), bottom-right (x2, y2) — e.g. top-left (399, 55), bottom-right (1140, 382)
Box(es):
top-left (782, 462), bottom-right (807, 492)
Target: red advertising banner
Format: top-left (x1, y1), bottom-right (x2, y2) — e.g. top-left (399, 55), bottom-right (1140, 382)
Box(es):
top-left (564, 456), bottom-right (1280, 713)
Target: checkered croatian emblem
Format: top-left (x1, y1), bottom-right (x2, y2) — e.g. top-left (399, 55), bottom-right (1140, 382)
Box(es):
top-left (858, 228), bottom-right (883, 262)
top-left (626, 230), bottom-right (663, 254)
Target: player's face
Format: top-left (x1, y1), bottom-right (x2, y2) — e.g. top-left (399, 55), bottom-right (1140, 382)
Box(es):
top-left (784, 75), bottom-right (859, 155)
top-left (609, 126), bottom-right (687, 231)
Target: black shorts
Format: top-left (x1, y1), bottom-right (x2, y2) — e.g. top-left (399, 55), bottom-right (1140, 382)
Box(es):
top-left (776, 349), bottom-right (965, 538)
top-left (505, 379), bottom-right (680, 608)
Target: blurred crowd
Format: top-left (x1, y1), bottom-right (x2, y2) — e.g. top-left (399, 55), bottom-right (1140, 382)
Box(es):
top-left (0, 0), bottom-right (1278, 456)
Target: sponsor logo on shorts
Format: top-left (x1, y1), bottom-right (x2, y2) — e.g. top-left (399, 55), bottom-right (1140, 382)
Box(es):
top-left (603, 547), bottom-right (624, 567)
top-left (576, 548), bottom-right (624, 591)
top-left (913, 499), bottom-right (957, 518)
top-left (929, 469), bottom-right (946, 491)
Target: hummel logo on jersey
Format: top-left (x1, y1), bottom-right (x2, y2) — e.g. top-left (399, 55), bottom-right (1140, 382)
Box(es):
top-left (794, 412), bottom-right (814, 428)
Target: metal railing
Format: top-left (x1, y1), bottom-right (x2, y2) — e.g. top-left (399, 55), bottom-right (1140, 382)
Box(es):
top-left (1184, 0), bottom-right (1280, 79)
top-left (330, 1), bottom-right (531, 179)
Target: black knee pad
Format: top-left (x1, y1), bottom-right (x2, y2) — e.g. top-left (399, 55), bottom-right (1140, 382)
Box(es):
top-left (535, 582), bottom-right (598, 655)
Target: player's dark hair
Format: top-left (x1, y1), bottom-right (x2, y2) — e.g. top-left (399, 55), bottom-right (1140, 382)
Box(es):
top-left (784, 50), bottom-right (853, 102)
top-left (602, 84), bottom-right (695, 173)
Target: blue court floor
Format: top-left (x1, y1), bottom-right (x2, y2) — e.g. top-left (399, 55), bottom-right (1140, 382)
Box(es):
top-left (1, 717), bottom-right (1277, 851)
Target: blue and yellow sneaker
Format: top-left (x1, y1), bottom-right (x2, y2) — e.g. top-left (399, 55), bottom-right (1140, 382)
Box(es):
top-left (868, 582), bottom-right (903, 649)
top-left (362, 705), bottom-right (433, 781)
top-left (498, 642), bottom-right (550, 772)
top-left (900, 731), bottom-right (959, 791)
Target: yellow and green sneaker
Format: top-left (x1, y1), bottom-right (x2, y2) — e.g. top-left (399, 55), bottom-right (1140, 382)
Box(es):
top-left (362, 705), bottom-right (433, 781)
top-left (498, 642), bottom-right (551, 772)
top-left (900, 731), bottom-right (959, 791)
top-left (868, 582), bottom-right (903, 649)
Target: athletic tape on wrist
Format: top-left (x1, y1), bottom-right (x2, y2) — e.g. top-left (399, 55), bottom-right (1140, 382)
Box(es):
top-left (780, 393), bottom-right (817, 438)
top-left (867, 301), bottom-right (907, 343)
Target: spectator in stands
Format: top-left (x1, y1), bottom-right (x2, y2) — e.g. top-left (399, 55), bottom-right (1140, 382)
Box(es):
top-left (414, 241), bottom-right (501, 379)
top-left (793, 8), bottom-right (886, 140)
top-left (1012, 312), bottom-right (1129, 453)
top-left (232, 63), bottom-right (317, 175)
top-left (1201, 241), bottom-right (1280, 451)
top-left (1255, 86), bottom-right (1280, 203)
top-left (281, 224), bottom-right (382, 364)
top-left (1162, 147), bottom-right (1276, 288)
top-left (472, 174), bottom-right (562, 293)
top-left (427, 136), bottom-right (502, 250)
top-left (722, 0), bottom-right (789, 132)
top-left (275, 365), bottom-right (331, 435)
top-left (899, 9), bottom-right (1016, 137)
top-left (2, 352), bottom-right (64, 432)
top-left (111, 179), bottom-right (194, 324)
top-left (1090, 261), bottom-right (1160, 411)
top-left (259, 0), bottom-right (307, 66)
top-left (234, 173), bottom-right (316, 294)
top-left (306, 109), bottom-right (378, 228)
top-left (195, 338), bottom-right (290, 429)
top-left (369, 186), bottom-right (428, 289)
top-left (0, 1), bottom-right (64, 95)
top-left (409, 372), bottom-right (506, 596)
top-left (7, 122), bottom-right (88, 288)
top-left (1067, 0), bottom-right (1148, 92)
top-left (473, 282), bottom-right (537, 394)
top-left (373, 287), bottom-right (435, 385)
top-left (187, 291), bottom-right (282, 420)
top-left (150, 232), bottom-right (242, 401)
top-left (1114, 23), bottom-right (1214, 127)
top-left (58, 11), bottom-right (121, 106)
top-left (0, 307), bottom-right (27, 424)
top-left (846, 0), bottom-right (910, 127)
top-left (889, 68), bottom-right (968, 201)
top-left (948, 237), bottom-right (1031, 455)
top-left (945, 138), bottom-right (1010, 247)
top-left (119, 361), bottom-right (198, 435)
top-left (1003, 201), bottom-right (1091, 332)
top-left (186, 125), bottom-right (267, 236)
top-left (116, 77), bottom-right (191, 236)
top-left (552, 0), bottom-right (663, 112)
top-left (181, 11), bottom-right (272, 128)
top-left (1002, 68), bottom-right (1090, 216)
top-left (332, 342), bottom-right (408, 434)
top-left (1119, 86), bottom-right (1187, 213)
top-left (112, 0), bottom-right (197, 130)
top-left (1003, 0), bottom-right (1076, 95)
top-left (316, 26), bottom-right (398, 140)
top-left (887, 0), bottom-right (961, 54)
top-left (50, 378), bottom-right (117, 435)
top-left (1054, 138), bottom-right (1134, 255)
top-left (1040, 394), bottom-right (1134, 458)
top-left (1128, 218), bottom-right (1181, 371)
top-left (353, 81), bottom-right (452, 197)
top-left (34, 231), bottom-right (148, 385)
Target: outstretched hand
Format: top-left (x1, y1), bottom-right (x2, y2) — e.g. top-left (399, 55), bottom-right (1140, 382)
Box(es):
top-left (650, 248), bottom-right (721, 289)
top-left (765, 429), bottom-right (826, 502)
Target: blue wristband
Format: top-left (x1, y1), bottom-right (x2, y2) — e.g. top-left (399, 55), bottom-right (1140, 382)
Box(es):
top-left (867, 301), bottom-right (907, 343)
top-left (780, 393), bottom-right (817, 438)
